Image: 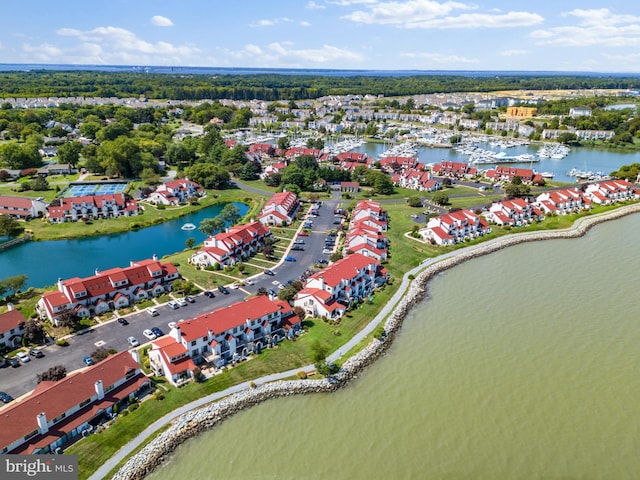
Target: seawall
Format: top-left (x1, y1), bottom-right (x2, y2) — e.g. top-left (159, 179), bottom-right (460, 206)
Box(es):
top-left (111, 203), bottom-right (640, 480)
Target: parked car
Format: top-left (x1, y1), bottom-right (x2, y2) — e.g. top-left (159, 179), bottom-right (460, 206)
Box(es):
top-left (117, 317), bottom-right (129, 325)
top-left (29, 348), bottom-right (44, 358)
top-left (82, 356), bottom-right (94, 367)
top-left (167, 301), bottom-right (179, 310)
top-left (203, 290), bottom-right (215, 298)
top-left (176, 298), bottom-right (188, 307)
top-left (284, 256), bottom-right (297, 262)
top-left (8, 358), bottom-right (20, 368)
top-left (294, 238), bottom-right (305, 244)
top-left (185, 296), bottom-right (196, 303)
top-left (15, 351), bottom-right (30, 363)
top-left (168, 321), bottom-right (177, 330)
top-left (245, 279), bottom-right (255, 285)
top-left (316, 259), bottom-right (329, 265)
top-left (151, 327), bottom-right (164, 337)
top-left (291, 245), bottom-right (304, 251)
top-left (128, 336), bottom-right (140, 347)
top-left (266, 289), bottom-right (277, 297)
top-left (264, 269), bottom-right (275, 276)
top-left (231, 282), bottom-right (241, 289)
top-left (143, 329), bottom-right (157, 340)
top-left (0, 391), bottom-right (14, 403)
top-left (322, 248), bottom-right (333, 254)
top-left (298, 231), bottom-right (309, 236)
top-left (218, 285), bottom-right (229, 294)
top-left (146, 307), bottom-right (159, 316)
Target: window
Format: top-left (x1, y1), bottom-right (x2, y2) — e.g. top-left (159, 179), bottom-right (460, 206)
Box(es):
top-left (52, 413), bottom-right (66, 423)
top-left (202, 336), bottom-right (207, 342)
top-left (191, 340), bottom-right (196, 346)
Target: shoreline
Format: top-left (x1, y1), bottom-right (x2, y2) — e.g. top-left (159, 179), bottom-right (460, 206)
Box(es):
top-left (107, 203), bottom-right (640, 480)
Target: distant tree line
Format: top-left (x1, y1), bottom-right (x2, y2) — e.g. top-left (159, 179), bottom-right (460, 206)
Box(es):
top-left (2, 71), bottom-right (640, 101)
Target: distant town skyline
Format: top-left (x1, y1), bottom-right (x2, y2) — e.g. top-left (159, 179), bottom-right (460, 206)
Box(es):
top-left (1, 1), bottom-right (639, 73)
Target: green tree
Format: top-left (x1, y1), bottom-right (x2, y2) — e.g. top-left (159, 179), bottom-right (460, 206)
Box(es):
top-left (431, 191), bottom-right (449, 206)
top-left (184, 163), bottom-right (230, 189)
top-left (185, 238), bottom-right (195, 249)
top-left (2, 274), bottom-right (28, 295)
top-left (23, 320), bottom-right (47, 345)
top-left (199, 217), bottom-right (225, 236)
top-left (504, 176), bottom-right (531, 197)
top-left (220, 203), bottom-right (241, 225)
top-left (0, 215), bottom-right (24, 237)
top-left (140, 167), bottom-right (161, 186)
top-left (407, 196), bottom-right (423, 207)
top-left (37, 365), bottom-right (67, 384)
top-left (56, 141), bottom-right (83, 167)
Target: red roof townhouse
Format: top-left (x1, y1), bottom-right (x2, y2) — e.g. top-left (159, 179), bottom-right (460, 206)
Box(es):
top-left (190, 221), bottom-right (271, 268)
top-left (534, 188), bottom-right (591, 215)
top-left (47, 193), bottom-right (139, 223)
top-left (485, 166), bottom-right (538, 184)
top-left (37, 258), bottom-right (180, 325)
top-left (419, 209), bottom-right (491, 246)
top-left (585, 179), bottom-right (640, 205)
top-left (151, 296), bottom-right (299, 373)
top-left (0, 351), bottom-right (149, 455)
top-left (431, 161), bottom-right (476, 178)
top-left (0, 307), bottom-right (26, 351)
top-left (0, 195), bottom-right (47, 219)
top-left (148, 178), bottom-right (205, 206)
top-left (293, 253), bottom-right (387, 319)
top-left (484, 198), bottom-right (544, 226)
top-left (258, 191), bottom-right (300, 226)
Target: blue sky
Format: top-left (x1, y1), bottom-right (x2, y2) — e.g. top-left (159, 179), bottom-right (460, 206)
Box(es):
top-left (1, 0), bottom-right (639, 72)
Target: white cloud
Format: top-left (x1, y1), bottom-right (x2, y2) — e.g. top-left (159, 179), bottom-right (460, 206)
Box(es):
top-left (151, 15), bottom-right (174, 27)
top-left (250, 17), bottom-right (293, 27)
top-left (500, 49), bottom-right (527, 57)
top-left (22, 25), bottom-right (203, 65)
top-left (300, 21), bottom-right (312, 27)
top-left (307, 1), bottom-right (326, 9)
top-left (531, 8), bottom-right (640, 47)
top-left (400, 51), bottom-right (478, 65)
top-left (341, 1), bottom-right (542, 29)
top-left (222, 42), bottom-right (363, 67)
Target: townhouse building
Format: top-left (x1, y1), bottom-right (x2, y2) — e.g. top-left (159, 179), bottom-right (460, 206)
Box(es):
top-left (534, 188), bottom-right (591, 215)
top-left (0, 351), bottom-right (149, 455)
top-left (584, 179), bottom-right (639, 205)
top-left (294, 253), bottom-right (388, 319)
top-left (484, 198), bottom-right (544, 227)
top-left (0, 195), bottom-right (47, 219)
top-left (46, 193), bottom-right (139, 223)
top-left (258, 191), bottom-right (300, 226)
top-left (147, 179), bottom-right (205, 206)
top-left (419, 209), bottom-right (490, 246)
top-left (190, 221), bottom-right (271, 268)
top-left (0, 307), bottom-right (26, 351)
top-left (149, 296), bottom-right (299, 378)
top-left (485, 166), bottom-right (538, 183)
top-left (379, 156), bottom-right (419, 173)
top-left (431, 161), bottom-right (477, 179)
top-left (37, 258), bottom-right (180, 324)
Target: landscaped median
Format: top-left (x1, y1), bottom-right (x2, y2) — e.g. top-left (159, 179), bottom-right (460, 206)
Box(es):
top-left (96, 202), bottom-right (640, 480)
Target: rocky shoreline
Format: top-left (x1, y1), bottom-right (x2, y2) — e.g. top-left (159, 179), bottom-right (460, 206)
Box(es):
top-left (112, 204), bottom-right (640, 480)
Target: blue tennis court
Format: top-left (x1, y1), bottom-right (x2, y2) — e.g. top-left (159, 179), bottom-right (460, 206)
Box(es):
top-left (64, 182), bottom-right (129, 197)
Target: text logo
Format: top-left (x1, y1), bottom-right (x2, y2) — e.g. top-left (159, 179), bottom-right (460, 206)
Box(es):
top-left (2, 455), bottom-right (77, 479)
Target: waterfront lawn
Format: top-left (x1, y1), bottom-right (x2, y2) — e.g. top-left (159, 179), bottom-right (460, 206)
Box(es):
top-left (0, 184), bottom-right (60, 202)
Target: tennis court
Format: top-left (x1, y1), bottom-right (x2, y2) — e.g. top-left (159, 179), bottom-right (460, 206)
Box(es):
top-left (63, 182), bottom-right (129, 198)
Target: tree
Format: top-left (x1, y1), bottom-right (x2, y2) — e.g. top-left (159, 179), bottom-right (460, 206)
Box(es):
top-left (220, 203), bottom-right (241, 225)
top-left (431, 191), bottom-right (449, 206)
top-left (311, 340), bottom-right (328, 364)
top-left (504, 176), bottom-right (531, 197)
top-left (56, 141), bottom-right (83, 167)
top-left (185, 237), bottom-right (195, 249)
top-left (55, 308), bottom-right (80, 329)
top-left (140, 167), bottom-right (161, 186)
top-left (90, 346), bottom-right (110, 364)
top-left (31, 175), bottom-right (49, 191)
top-left (0, 215), bottom-right (24, 237)
top-left (2, 275), bottom-right (27, 295)
top-left (37, 365), bottom-right (67, 383)
top-left (199, 217), bottom-right (225, 237)
top-left (407, 196), bottom-right (423, 207)
top-left (262, 243), bottom-right (275, 259)
top-left (23, 320), bottom-right (47, 345)
top-left (370, 171), bottom-right (394, 195)
top-left (184, 163), bottom-right (230, 189)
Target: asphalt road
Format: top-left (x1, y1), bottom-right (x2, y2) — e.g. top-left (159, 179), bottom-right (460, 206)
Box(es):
top-left (0, 191), bottom-right (344, 401)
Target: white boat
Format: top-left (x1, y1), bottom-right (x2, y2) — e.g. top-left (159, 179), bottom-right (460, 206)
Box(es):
top-left (181, 223), bottom-right (196, 231)
top-left (540, 172), bottom-right (554, 179)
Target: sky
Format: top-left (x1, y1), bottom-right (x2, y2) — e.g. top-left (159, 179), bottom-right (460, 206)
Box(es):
top-left (0, 0), bottom-right (639, 73)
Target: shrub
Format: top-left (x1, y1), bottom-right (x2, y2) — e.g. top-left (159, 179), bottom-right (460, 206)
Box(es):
top-left (249, 381), bottom-right (257, 388)
top-left (297, 371), bottom-right (308, 379)
top-left (56, 339), bottom-right (69, 347)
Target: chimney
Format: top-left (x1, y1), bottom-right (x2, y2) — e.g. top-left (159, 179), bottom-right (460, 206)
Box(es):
top-left (95, 268), bottom-right (100, 276)
top-left (57, 278), bottom-right (64, 291)
top-left (130, 348), bottom-right (140, 365)
top-left (171, 325), bottom-right (182, 344)
top-left (152, 254), bottom-right (158, 261)
top-left (37, 412), bottom-right (49, 434)
top-left (6, 303), bottom-right (13, 311)
top-left (319, 275), bottom-right (325, 290)
top-left (95, 380), bottom-right (105, 400)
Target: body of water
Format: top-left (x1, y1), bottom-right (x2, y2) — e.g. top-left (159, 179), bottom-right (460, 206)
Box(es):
top-left (0, 202), bottom-right (248, 289)
top-left (148, 213), bottom-right (640, 480)
top-left (354, 141), bottom-right (640, 183)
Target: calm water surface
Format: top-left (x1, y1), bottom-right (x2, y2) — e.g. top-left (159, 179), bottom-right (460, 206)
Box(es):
top-left (149, 214), bottom-right (640, 480)
top-left (0, 202), bottom-right (248, 289)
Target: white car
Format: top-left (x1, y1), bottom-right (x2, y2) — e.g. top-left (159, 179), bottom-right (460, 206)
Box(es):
top-left (166, 301), bottom-right (179, 310)
top-left (128, 336), bottom-right (140, 347)
top-left (15, 351), bottom-right (30, 363)
top-left (322, 248), bottom-right (333, 254)
top-left (230, 282), bottom-right (241, 289)
top-left (143, 329), bottom-right (157, 341)
top-left (146, 307), bottom-right (159, 316)
top-left (168, 321), bottom-right (177, 330)
top-left (176, 298), bottom-right (188, 307)
top-left (245, 279), bottom-right (255, 286)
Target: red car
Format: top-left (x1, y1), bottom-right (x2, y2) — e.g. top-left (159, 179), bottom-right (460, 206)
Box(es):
top-left (298, 232), bottom-right (309, 236)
